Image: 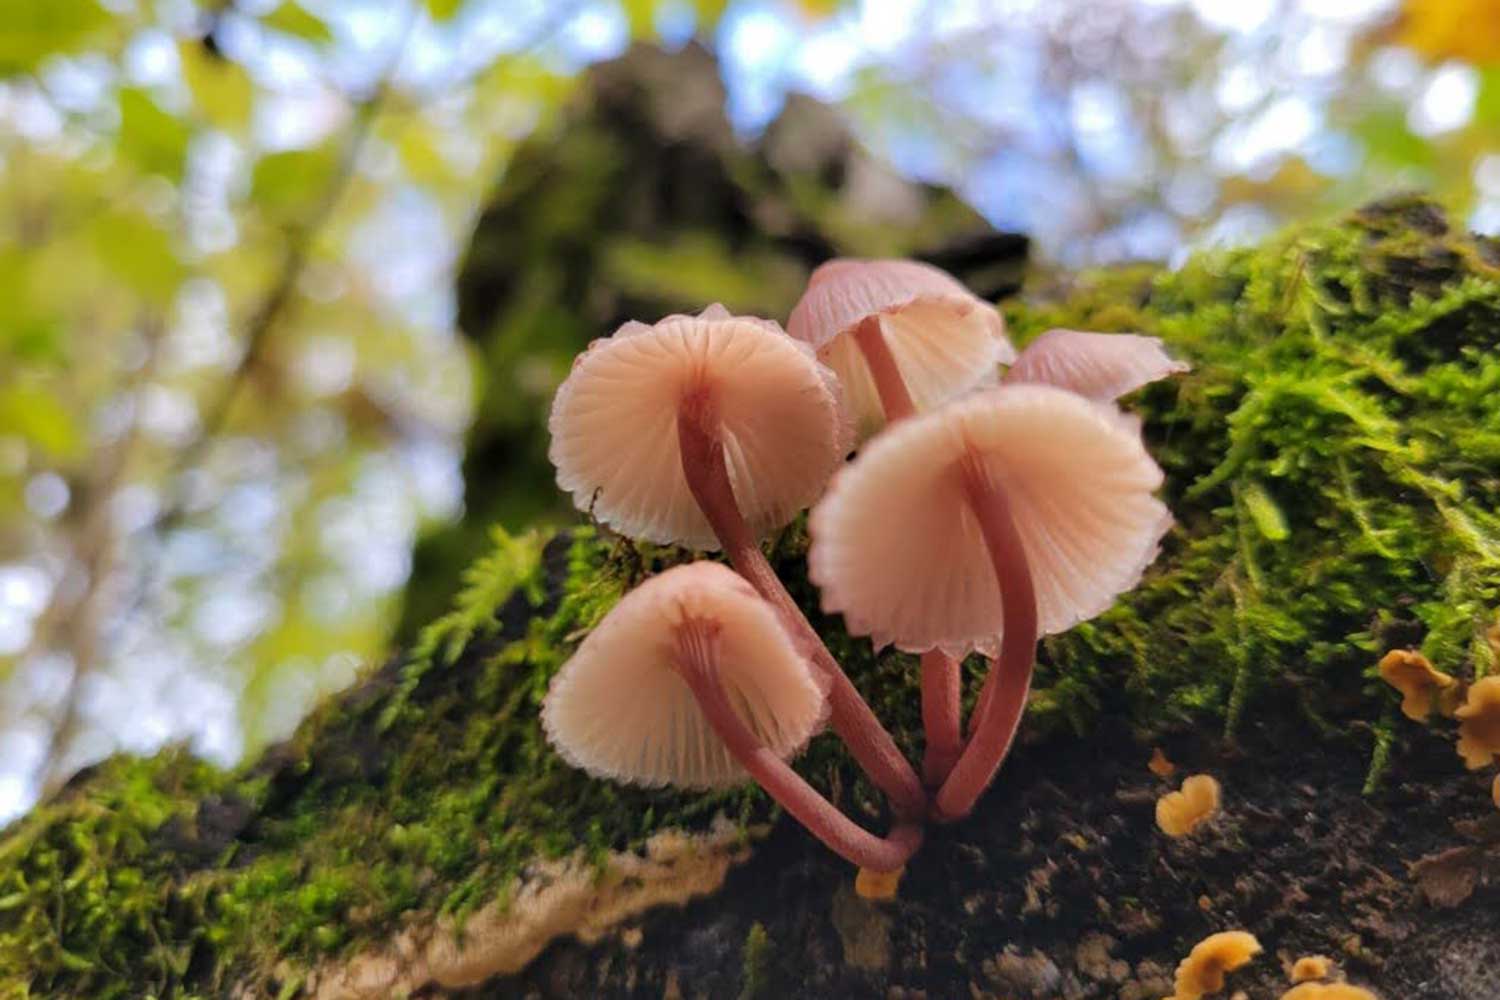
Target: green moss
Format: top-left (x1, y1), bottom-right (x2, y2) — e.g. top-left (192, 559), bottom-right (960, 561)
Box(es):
top-left (740, 921), bottom-right (774, 1000)
top-left (3, 197), bottom-right (1499, 996)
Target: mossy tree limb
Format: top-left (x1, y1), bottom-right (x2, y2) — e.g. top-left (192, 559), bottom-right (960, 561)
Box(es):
top-left (2, 196), bottom-right (1499, 997)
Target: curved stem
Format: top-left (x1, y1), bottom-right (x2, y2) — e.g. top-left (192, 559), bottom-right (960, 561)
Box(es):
top-left (678, 659), bottom-right (923, 872)
top-left (920, 650), bottom-right (962, 789)
top-left (933, 459), bottom-right (1038, 822)
top-left (852, 315), bottom-right (916, 422)
top-left (678, 391), bottom-right (928, 820)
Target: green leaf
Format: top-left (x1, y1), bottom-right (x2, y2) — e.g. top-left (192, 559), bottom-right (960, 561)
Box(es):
top-left (0, 385), bottom-right (84, 460)
top-left (118, 87), bottom-right (192, 183)
top-left (179, 41), bottom-right (255, 129)
top-left (249, 147), bottom-right (339, 217)
top-left (90, 210), bottom-right (183, 306)
top-left (426, 0), bottom-right (465, 19)
top-left (262, 2), bottom-right (335, 44)
top-left (0, 0), bottom-right (110, 73)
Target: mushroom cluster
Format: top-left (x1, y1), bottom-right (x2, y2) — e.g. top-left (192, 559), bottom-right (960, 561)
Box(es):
top-left (542, 260), bottom-right (1184, 875)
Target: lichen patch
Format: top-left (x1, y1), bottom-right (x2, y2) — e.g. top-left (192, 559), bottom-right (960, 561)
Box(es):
top-left (307, 816), bottom-right (755, 998)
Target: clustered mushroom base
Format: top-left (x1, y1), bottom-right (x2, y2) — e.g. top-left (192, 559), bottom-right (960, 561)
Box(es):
top-left (543, 261), bottom-right (1186, 878)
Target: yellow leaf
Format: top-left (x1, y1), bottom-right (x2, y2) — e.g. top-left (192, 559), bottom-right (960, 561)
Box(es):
top-left (1398, 0), bottom-right (1500, 65)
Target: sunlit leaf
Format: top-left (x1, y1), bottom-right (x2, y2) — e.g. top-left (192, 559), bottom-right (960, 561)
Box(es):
top-left (0, 385), bottom-right (83, 460)
top-left (118, 87), bottom-right (191, 183)
top-left (250, 147), bottom-right (339, 217)
top-left (0, 0), bottom-right (110, 73)
top-left (1398, 0), bottom-right (1500, 66)
top-left (426, 0), bottom-right (465, 20)
top-left (90, 210), bottom-right (183, 306)
top-left (262, 1), bottom-right (335, 44)
top-left (179, 40), bottom-right (254, 129)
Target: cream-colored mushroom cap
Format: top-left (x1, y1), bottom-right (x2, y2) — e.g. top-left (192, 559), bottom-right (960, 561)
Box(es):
top-left (1005, 328), bottom-right (1189, 401)
top-left (808, 384), bottom-right (1171, 656)
top-left (541, 562), bottom-right (826, 789)
top-left (549, 305), bottom-right (850, 550)
top-left (786, 259), bottom-right (1015, 439)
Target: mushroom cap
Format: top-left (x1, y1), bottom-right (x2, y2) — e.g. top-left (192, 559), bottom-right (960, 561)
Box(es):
top-left (541, 561), bottom-right (826, 790)
top-left (786, 259), bottom-right (1016, 439)
top-left (1280, 985), bottom-right (1379, 1000)
top-left (549, 305), bottom-right (851, 550)
top-left (1004, 328), bottom-right (1189, 401)
top-left (1377, 649), bottom-right (1456, 721)
top-left (1173, 930), bottom-right (1262, 1000)
top-left (808, 384), bottom-right (1171, 656)
top-left (1155, 773), bottom-right (1221, 837)
top-left (1289, 955), bottom-right (1332, 984)
top-left (1455, 675), bottom-right (1500, 770)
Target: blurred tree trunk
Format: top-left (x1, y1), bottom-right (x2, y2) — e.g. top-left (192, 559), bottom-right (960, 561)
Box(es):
top-left (395, 41), bottom-right (1027, 638)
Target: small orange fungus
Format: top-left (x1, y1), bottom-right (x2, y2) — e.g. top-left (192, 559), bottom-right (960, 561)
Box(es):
top-left (1377, 650), bottom-right (1457, 721)
top-left (1149, 747), bottom-right (1177, 778)
top-left (1169, 930), bottom-right (1261, 1000)
top-left (1455, 676), bottom-right (1500, 770)
top-left (854, 865), bottom-right (903, 901)
top-left (1280, 983), bottom-right (1379, 1000)
top-left (1491, 772), bottom-right (1498, 809)
top-left (1156, 774), bottom-right (1221, 837)
top-left (1289, 955), bottom-right (1331, 983)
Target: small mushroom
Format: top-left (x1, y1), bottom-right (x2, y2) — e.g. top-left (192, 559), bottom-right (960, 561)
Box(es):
top-left (1148, 747), bottom-right (1177, 778)
top-left (1156, 774), bottom-right (1221, 837)
top-left (809, 385), bottom-right (1171, 819)
top-left (1492, 772), bottom-right (1499, 809)
top-left (1168, 930), bottom-right (1261, 1000)
top-left (786, 258), bottom-right (1014, 437)
top-left (1378, 649), bottom-right (1458, 721)
top-left (548, 304), bottom-right (925, 818)
top-left (1004, 328), bottom-right (1189, 401)
top-left (1280, 984), bottom-right (1379, 1000)
top-left (543, 562), bottom-right (920, 871)
top-left (1288, 955), bottom-right (1332, 983)
top-left (1456, 676), bottom-right (1500, 769)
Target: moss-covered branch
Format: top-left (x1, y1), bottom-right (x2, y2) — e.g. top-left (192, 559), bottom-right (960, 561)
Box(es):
top-left (3, 196), bottom-right (1498, 997)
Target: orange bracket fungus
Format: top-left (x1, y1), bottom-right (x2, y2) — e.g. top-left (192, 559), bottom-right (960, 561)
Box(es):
top-left (1156, 774), bottom-right (1222, 837)
top-left (544, 268), bottom-right (1182, 875)
top-left (1455, 675), bottom-right (1500, 769)
top-left (1280, 984), bottom-right (1380, 1000)
top-left (1288, 955), bottom-right (1332, 983)
top-left (1168, 930), bottom-right (1261, 1000)
top-left (1377, 649), bottom-right (1458, 721)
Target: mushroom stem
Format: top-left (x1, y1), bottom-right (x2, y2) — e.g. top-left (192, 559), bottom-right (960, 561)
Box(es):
top-left (932, 459), bottom-right (1038, 822)
top-left (920, 650), bottom-right (963, 788)
top-left (678, 391), bottom-right (928, 820)
top-left (852, 315), bottom-right (917, 422)
top-left (676, 643), bottom-right (924, 873)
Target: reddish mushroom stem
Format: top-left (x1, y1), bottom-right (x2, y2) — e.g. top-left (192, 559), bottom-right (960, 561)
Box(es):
top-left (676, 640), bottom-right (923, 873)
top-left (932, 457), bottom-right (1039, 822)
top-left (852, 315), bottom-right (917, 422)
top-left (920, 649), bottom-right (963, 788)
top-left (678, 388), bottom-right (928, 821)
top-left (853, 318), bottom-right (964, 790)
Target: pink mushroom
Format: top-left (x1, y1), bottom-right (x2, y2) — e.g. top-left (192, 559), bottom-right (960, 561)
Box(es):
top-left (1004, 328), bottom-right (1189, 401)
top-left (548, 305), bottom-right (926, 819)
top-left (809, 385), bottom-right (1172, 820)
top-left (786, 259), bottom-right (1015, 435)
top-left (543, 562), bottom-right (921, 871)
